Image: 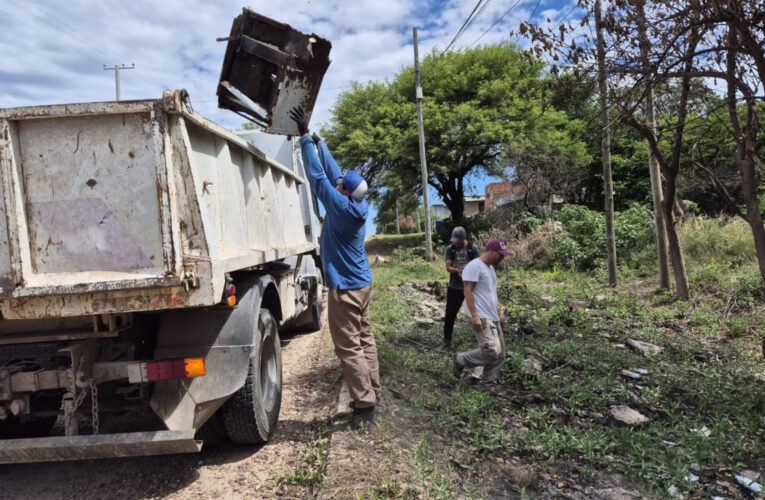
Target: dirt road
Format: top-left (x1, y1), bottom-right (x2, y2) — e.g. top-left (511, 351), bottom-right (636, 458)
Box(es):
top-left (0, 322), bottom-right (340, 500)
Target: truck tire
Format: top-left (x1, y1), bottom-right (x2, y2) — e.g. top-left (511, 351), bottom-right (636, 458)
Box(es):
top-left (222, 308), bottom-right (282, 444)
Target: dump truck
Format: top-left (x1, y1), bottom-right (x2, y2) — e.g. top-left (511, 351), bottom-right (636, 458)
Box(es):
top-left (0, 87), bottom-right (327, 463)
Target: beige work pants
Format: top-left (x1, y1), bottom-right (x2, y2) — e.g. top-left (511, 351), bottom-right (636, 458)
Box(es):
top-left (456, 319), bottom-right (505, 384)
top-left (328, 285), bottom-right (380, 409)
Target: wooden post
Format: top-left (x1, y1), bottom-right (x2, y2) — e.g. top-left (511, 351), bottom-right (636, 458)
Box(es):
top-left (595, 0), bottom-right (618, 286)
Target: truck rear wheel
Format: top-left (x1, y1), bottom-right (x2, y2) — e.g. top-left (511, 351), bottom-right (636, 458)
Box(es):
top-left (222, 308), bottom-right (282, 444)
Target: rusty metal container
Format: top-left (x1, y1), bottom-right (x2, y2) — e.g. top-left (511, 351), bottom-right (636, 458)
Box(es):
top-left (0, 90), bottom-right (317, 318)
top-left (217, 8), bottom-right (332, 135)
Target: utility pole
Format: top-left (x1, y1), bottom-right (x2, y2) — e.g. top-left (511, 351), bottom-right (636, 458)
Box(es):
top-left (636, 0), bottom-right (670, 290)
top-left (103, 63), bottom-right (134, 101)
top-left (395, 200), bottom-right (401, 234)
top-left (413, 27), bottom-right (433, 259)
top-left (595, 0), bottom-right (618, 286)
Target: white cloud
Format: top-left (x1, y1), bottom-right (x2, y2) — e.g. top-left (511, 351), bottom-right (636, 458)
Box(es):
top-left (0, 0), bottom-right (572, 129)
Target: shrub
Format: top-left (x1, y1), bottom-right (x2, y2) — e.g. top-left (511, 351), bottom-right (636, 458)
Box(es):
top-left (614, 203), bottom-right (656, 269)
top-left (552, 205), bottom-right (606, 270)
top-left (434, 214), bottom-right (492, 245)
top-left (680, 216), bottom-right (756, 264)
top-left (508, 221), bottom-right (558, 269)
top-left (551, 232), bottom-right (585, 270)
top-left (519, 214), bottom-right (543, 235)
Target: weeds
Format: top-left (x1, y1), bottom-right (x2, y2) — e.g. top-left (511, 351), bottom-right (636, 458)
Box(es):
top-left (278, 434), bottom-right (330, 488)
top-left (369, 236), bottom-right (765, 497)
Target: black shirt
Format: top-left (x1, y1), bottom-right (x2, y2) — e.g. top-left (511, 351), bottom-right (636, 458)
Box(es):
top-left (444, 243), bottom-right (480, 290)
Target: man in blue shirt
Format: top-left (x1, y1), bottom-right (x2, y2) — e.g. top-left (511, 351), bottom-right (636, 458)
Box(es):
top-left (290, 107), bottom-right (379, 429)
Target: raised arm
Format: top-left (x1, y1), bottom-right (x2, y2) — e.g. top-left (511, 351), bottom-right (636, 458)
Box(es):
top-left (316, 138), bottom-right (344, 187)
top-left (298, 136), bottom-right (350, 214)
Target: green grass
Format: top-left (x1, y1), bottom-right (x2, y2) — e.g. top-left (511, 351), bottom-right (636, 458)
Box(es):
top-left (278, 435), bottom-right (330, 488)
top-left (371, 249), bottom-right (765, 497)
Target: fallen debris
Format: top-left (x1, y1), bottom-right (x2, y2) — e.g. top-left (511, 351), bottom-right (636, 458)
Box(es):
top-left (609, 405), bottom-right (649, 425)
top-left (626, 339), bottom-right (664, 356)
top-left (735, 473), bottom-right (762, 494)
top-left (522, 357), bottom-right (544, 376)
top-left (691, 425), bottom-right (711, 437)
top-left (524, 347), bottom-right (550, 364)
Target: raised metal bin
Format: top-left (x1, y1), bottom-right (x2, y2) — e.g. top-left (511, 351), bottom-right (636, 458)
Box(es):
top-left (217, 8), bottom-right (332, 135)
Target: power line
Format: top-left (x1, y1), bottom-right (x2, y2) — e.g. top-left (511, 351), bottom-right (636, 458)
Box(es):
top-left (441, 0), bottom-right (491, 55)
top-left (472, 0), bottom-right (525, 47)
top-left (511, 0), bottom-right (543, 44)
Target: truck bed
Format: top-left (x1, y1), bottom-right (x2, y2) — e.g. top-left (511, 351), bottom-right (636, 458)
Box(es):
top-left (0, 90), bottom-right (315, 320)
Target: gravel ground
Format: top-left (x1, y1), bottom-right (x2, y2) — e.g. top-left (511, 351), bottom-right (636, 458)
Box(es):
top-left (0, 316), bottom-right (340, 500)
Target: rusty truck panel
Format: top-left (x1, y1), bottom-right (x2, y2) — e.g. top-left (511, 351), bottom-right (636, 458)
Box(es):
top-left (216, 8), bottom-right (331, 135)
top-left (0, 90), bottom-right (315, 319)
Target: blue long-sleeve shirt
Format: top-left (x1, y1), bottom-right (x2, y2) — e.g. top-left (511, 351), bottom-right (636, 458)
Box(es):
top-left (298, 136), bottom-right (372, 290)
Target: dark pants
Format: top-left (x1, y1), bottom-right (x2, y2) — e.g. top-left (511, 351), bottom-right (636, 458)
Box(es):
top-left (443, 286), bottom-right (464, 346)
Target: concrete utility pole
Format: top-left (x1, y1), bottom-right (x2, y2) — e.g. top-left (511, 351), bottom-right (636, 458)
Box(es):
top-left (413, 27), bottom-right (433, 259)
top-left (595, 0), bottom-right (618, 286)
top-left (103, 64), bottom-right (134, 101)
top-left (395, 200), bottom-right (401, 234)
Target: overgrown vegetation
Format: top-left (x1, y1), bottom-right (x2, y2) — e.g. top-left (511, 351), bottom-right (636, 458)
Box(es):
top-left (278, 432), bottom-right (330, 489)
top-left (368, 224), bottom-right (764, 498)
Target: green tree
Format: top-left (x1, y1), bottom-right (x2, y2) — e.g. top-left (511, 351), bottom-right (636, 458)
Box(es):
top-left (322, 43), bottom-right (589, 224)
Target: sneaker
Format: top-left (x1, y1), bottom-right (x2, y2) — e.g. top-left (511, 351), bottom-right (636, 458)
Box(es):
top-left (451, 353), bottom-right (464, 379)
top-left (479, 382), bottom-right (503, 397)
top-left (350, 404), bottom-right (376, 430)
top-left (440, 341), bottom-right (452, 350)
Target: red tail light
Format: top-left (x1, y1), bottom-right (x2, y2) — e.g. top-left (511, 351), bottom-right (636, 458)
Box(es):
top-left (145, 358), bottom-right (206, 382)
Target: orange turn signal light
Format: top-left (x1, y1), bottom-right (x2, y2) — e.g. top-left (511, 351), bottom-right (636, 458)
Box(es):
top-left (184, 357), bottom-right (206, 378)
top-left (227, 295), bottom-right (237, 306)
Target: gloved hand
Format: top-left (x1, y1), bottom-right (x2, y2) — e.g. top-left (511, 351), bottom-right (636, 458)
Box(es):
top-left (311, 132), bottom-right (321, 145)
top-left (288, 106), bottom-right (309, 135)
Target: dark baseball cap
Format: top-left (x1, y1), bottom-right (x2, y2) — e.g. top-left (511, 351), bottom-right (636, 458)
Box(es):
top-left (450, 226), bottom-right (467, 243)
top-left (486, 238), bottom-right (512, 255)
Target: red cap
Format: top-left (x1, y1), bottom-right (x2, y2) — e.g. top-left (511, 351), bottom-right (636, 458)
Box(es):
top-left (486, 238), bottom-right (512, 256)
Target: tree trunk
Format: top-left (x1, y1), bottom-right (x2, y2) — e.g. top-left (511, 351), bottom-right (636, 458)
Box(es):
top-left (441, 187), bottom-right (465, 225)
top-left (595, 0), bottom-right (618, 286)
top-left (662, 192), bottom-right (690, 300)
top-left (636, 0), bottom-right (671, 290)
top-left (725, 28), bottom-right (765, 284)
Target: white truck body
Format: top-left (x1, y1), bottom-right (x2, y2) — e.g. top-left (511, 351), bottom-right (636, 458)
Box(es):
top-left (0, 90), bottom-right (324, 462)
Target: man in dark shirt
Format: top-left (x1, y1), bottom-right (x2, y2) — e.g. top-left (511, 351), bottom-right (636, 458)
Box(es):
top-left (442, 226), bottom-right (480, 349)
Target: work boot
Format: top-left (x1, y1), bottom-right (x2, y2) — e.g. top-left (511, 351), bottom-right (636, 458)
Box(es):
top-left (451, 353), bottom-right (464, 379)
top-left (349, 403), bottom-right (376, 430)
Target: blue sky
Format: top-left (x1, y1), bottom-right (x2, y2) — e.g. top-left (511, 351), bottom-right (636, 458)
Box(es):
top-left (0, 0), bottom-right (582, 235)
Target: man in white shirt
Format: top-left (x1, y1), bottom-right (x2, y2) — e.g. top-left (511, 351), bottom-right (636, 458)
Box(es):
top-left (452, 238), bottom-right (511, 389)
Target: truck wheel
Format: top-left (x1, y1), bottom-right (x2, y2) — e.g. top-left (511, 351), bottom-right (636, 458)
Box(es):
top-left (222, 308), bottom-right (282, 444)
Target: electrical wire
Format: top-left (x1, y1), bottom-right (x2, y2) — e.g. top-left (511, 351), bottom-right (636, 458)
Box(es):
top-left (472, 0), bottom-right (525, 47)
top-left (511, 0), bottom-right (543, 45)
top-left (440, 0), bottom-right (491, 55)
